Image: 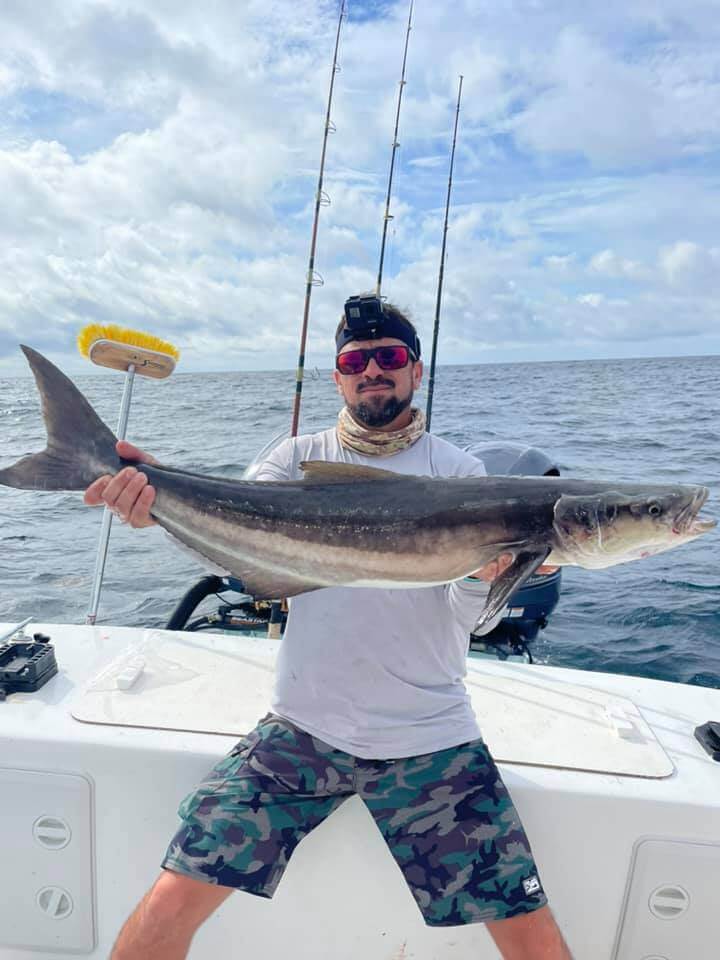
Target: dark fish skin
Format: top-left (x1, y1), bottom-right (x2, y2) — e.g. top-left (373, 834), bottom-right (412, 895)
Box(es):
top-left (0, 346), bottom-right (714, 628)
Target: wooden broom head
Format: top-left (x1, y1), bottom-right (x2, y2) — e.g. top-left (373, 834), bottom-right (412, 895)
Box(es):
top-left (77, 324), bottom-right (180, 379)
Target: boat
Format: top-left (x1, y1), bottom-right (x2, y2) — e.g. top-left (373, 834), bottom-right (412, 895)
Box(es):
top-left (2, 612), bottom-right (720, 958)
top-left (2, 7), bottom-right (718, 956)
top-left (2, 354), bottom-right (718, 959)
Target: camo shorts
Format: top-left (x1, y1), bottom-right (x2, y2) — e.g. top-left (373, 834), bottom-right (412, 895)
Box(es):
top-left (162, 713), bottom-right (547, 925)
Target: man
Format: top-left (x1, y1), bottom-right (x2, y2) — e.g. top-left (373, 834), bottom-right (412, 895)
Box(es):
top-left (85, 296), bottom-right (573, 960)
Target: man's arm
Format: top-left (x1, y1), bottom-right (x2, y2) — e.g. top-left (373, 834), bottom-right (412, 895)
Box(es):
top-left (251, 438), bottom-right (295, 482)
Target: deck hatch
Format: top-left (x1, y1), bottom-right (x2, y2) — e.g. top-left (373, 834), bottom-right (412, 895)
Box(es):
top-left (0, 768), bottom-right (95, 953)
top-left (72, 632), bottom-right (673, 778)
top-left (613, 838), bottom-right (720, 959)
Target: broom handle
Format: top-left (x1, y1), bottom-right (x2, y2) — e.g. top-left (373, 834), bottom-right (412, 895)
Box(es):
top-left (86, 365), bottom-right (137, 625)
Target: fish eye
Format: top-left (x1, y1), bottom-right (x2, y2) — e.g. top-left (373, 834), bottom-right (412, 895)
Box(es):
top-left (647, 501), bottom-right (663, 517)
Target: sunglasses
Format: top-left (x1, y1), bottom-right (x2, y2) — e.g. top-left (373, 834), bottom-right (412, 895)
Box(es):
top-left (335, 344), bottom-right (415, 375)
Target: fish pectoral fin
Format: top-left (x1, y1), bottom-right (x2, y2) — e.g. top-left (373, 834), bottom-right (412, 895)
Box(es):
top-left (471, 547), bottom-right (551, 632)
top-left (239, 568), bottom-right (326, 601)
top-left (299, 461), bottom-right (404, 483)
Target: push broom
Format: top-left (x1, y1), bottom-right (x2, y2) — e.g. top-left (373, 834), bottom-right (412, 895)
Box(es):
top-left (77, 323), bottom-right (180, 624)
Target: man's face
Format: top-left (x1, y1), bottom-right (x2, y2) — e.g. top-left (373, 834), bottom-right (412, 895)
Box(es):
top-left (333, 336), bottom-right (423, 429)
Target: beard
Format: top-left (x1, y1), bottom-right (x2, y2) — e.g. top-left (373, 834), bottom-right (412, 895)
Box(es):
top-left (349, 387), bottom-right (412, 428)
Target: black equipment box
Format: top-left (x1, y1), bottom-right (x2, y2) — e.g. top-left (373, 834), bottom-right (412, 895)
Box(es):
top-left (0, 634), bottom-right (58, 699)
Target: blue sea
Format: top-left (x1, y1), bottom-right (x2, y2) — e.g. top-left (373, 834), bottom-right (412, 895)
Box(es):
top-left (1, 354), bottom-right (718, 688)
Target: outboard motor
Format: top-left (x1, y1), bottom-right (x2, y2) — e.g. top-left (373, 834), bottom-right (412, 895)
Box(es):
top-left (464, 443), bottom-right (562, 662)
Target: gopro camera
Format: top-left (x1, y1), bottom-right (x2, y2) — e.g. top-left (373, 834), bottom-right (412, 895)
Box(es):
top-left (343, 295), bottom-right (386, 339)
top-left (339, 294), bottom-right (421, 357)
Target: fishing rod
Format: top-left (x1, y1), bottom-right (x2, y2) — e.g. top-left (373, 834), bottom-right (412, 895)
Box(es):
top-left (270, 1), bottom-right (345, 641)
top-left (425, 74), bottom-right (463, 431)
top-left (376, 0), bottom-right (414, 296)
top-left (290, 0), bottom-right (346, 438)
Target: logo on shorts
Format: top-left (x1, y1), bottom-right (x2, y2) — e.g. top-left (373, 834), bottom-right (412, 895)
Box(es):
top-left (522, 875), bottom-right (542, 896)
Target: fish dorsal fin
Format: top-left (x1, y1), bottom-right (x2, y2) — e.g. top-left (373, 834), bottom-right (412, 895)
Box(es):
top-left (299, 461), bottom-right (403, 483)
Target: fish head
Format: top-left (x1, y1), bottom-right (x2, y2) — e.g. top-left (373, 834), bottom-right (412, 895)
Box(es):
top-left (552, 485), bottom-right (716, 569)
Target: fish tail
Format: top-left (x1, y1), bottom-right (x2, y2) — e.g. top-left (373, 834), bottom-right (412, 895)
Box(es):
top-left (0, 345), bottom-right (120, 491)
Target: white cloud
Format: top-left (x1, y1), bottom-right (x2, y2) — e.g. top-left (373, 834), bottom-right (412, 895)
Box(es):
top-left (408, 155), bottom-right (446, 169)
top-left (659, 241), bottom-right (720, 291)
top-left (509, 16), bottom-right (720, 166)
top-left (0, 0), bottom-right (719, 373)
top-left (588, 249), bottom-right (646, 280)
top-left (578, 293), bottom-right (605, 308)
top-left (512, 29), bottom-right (664, 165)
top-left (545, 255), bottom-right (577, 273)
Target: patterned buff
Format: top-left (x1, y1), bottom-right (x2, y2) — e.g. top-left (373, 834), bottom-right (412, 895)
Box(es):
top-left (337, 405), bottom-right (427, 456)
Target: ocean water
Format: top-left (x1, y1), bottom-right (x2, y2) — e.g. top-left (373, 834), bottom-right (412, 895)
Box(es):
top-left (1, 354), bottom-right (718, 689)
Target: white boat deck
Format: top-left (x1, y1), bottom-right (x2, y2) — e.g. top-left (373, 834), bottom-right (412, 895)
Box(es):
top-left (2, 621), bottom-right (719, 958)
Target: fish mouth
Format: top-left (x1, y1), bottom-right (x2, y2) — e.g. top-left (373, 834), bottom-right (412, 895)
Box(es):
top-left (673, 486), bottom-right (716, 536)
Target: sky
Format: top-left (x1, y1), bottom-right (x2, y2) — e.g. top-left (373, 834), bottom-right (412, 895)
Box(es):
top-left (0, 0), bottom-right (719, 374)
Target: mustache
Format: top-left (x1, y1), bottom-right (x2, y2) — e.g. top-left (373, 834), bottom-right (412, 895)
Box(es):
top-left (358, 377), bottom-right (395, 391)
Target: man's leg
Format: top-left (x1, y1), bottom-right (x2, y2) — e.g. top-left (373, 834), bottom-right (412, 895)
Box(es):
top-left (363, 740), bottom-right (573, 955)
top-left (111, 869), bottom-right (233, 960)
top-left (125, 715), bottom-right (352, 959)
top-left (486, 905), bottom-right (573, 960)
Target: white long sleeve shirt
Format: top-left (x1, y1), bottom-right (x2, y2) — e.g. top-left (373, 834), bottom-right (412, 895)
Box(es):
top-left (253, 427), bottom-right (494, 759)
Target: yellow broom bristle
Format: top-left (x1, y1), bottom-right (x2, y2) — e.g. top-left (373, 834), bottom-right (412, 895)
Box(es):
top-left (77, 323), bottom-right (180, 361)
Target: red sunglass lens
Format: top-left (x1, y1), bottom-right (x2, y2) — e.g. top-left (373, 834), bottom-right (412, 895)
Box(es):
top-left (337, 350), bottom-right (367, 374)
top-left (375, 346), bottom-right (409, 369)
top-left (336, 345), bottom-right (411, 374)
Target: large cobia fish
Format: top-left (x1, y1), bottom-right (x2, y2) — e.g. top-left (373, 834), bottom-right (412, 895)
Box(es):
top-left (0, 346), bottom-right (715, 628)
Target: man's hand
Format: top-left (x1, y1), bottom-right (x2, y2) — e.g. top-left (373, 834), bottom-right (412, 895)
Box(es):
top-left (83, 440), bottom-right (158, 528)
top-left (467, 553), bottom-right (513, 582)
top-left (467, 556), bottom-right (560, 582)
